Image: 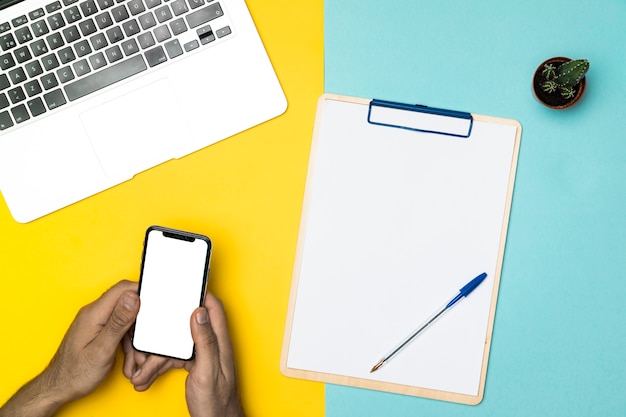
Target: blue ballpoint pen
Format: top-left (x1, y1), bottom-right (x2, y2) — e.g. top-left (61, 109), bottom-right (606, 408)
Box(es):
top-left (370, 272), bottom-right (488, 373)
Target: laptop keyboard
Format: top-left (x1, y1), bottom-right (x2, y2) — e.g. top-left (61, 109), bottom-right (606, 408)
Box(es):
top-left (0, 0), bottom-right (232, 131)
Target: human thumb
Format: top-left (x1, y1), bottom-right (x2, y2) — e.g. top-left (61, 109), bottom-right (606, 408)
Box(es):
top-left (95, 291), bottom-right (140, 355)
top-left (190, 307), bottom-right (220, 370)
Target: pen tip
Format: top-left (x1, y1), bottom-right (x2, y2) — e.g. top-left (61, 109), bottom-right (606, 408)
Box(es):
top-left (370, 359), bottom-right (384, 373)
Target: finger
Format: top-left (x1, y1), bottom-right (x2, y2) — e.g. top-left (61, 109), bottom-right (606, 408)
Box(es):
top-left (204, 293), bottom-right (236, 377)
top-left (132, 356), bottom-right (184, 391)
top-left (190, 305), bottom-right (221, 374)
top-left (84, 280), bottom-right (139, 324)
top-left (122, 333), bottom-right (137, 379)
top-left (91, 291), bottom-right (140, 357)
top-left (134, 350), bottom-right (148, 368)
top-left (130, 355), bottom-right (185, 388)
top-left (191, 293), bottom-right (235, 377)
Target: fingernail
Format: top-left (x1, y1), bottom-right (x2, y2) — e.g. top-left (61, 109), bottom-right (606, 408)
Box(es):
top-left (122, 293), bottom-right (138, 310)
top-left (132, 368), bottom-right (142, 379)
top-left (196, 308), bottom-right (208, 324)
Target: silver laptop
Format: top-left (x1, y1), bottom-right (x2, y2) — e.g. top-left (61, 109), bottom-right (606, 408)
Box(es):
top-left (0, 0), bottom-right (286, 222)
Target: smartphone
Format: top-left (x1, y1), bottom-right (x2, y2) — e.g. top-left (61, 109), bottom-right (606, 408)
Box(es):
top-left (132, 226), bottom-right (212, 360)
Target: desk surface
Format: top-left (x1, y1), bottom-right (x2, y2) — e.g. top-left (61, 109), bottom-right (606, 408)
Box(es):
top-left (0, 1), bottom-right (323, 416)
top-left (325, 0), bottom-right (626, 415)
top-left (3, 1), bottom-right (625, 415)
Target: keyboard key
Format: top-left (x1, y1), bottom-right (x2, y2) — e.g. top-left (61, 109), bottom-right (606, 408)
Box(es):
top-left (8, 86), bottom-right (26, 103)
top-left (97, 0), bottom-right (115, 9)
top-left (73, 59), bottom-right (91, 76)
top-left (121, 38), bottom-right (139, 56)
top-left (196, 24), bottom-right (214, 45)
top-left (46, 1), bottom-right (63, 13)
top-left (25, 60), bottom-right (44, 77)
top-left (41, 73), bottom-right (60, 90)
top-left (183, 39), bottom-right (198, 52)
top-left (11, 104), bottom-right (30, 124)
top-left (169, 18), bottom-right (187, 35)
top-left (153, 25), bottom-right (171, 42)
top-left (0, 111), bottom-right (14, 130)
top-left (122, 19), bottom-right (140, 37)
top-left (0, 22), bottom-right (10, 34)
top-left (15, 27), bottom-right (34, 44)
top-left (28, 97), bottom-right (47, 117)
top-left (58, 46), bottom-right (77, 63)
top-left (14, 46), bottom-right (32, 63)
top-left (90, 33), bottom-right (108, 50)
top-left (187, 0), bottom-right (204, 10)
top-left (31, 20), bottom-right (50, 37)
top-left (144, 45), bottom-right (166, 66)
top-left (79, 0), bottom-right (98, 17)
top-left (137, 32), bottom-right (155, 49)
top-left (105, 45), bottom-right (123, 62)
top-left (64, 6), bottom-right (82, 24)
top-left (111, 5), bottom-right (130, 22)
top-left (138, 13), bottom-right (156, 30)
top-left (41, 53), bottom-right (60, 71)
top-left (74, 39), bottom-right (92, 56)
top-left (95, 12), bottom-right (114, 30)
top-left (216, 25), bottom-right (230, 38)
top-left (89, 52), bottom-right (106, 69)
top-left (44, 88), bottom-right (67, 109)
top-left (186, 3), bottom-right (223, 29)
top-left (8, 67), bottom-right (27, 84)
top-left (145, 0), bottom-right (161, 9)
top-left (155, 5), bottom-right (172, 23)
top-left (11, 16), bottom-right (28, 28)
top-left (0, 53), bottom-right (15, 70)
top-left (29, 9), bottom-right (46, 20)
top-left (171, 0), bottom-right (188, 16)
top-left (62, 25), bottom-right (81, 43)
top-left (1, 33), bottom-right (17, 51)
top-left (64, 55), bottom-right (147, 101)
top-left (57, 66), bottom-right (75, 83)
top-left (63, 0), bottom-right (80, 5)
top-left (30, 39), bottom-right (49, 56)
top-left (106, 26), bottom-right (124, 43)
top-left (79, 18), bottom-right (97, 36)
top-left (0, 74), bottom-right (10, 90)
top-left (46, 32), bottom-right (65, 49)
top-left (0, 93), bottom-right (9, 109)
top-left (164, 38), bottom-right (182, 59)
top-left (24, 79), bottom-right (43, 96)
top-left (128, 0), bottom-right (146, 16)
top-left (47, 13), bottom-right (66, 31)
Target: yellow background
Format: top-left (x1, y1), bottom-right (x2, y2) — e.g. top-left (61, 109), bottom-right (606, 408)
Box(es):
top-left (0, 1), bottom-right (324, 415)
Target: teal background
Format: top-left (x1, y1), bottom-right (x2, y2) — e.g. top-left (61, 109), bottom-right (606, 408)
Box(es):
top-left (324, 0), bottom-right (626, 415)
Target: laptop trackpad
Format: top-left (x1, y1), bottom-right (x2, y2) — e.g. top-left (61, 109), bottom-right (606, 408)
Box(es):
top-left (81, 79), bottom-right (192, 178)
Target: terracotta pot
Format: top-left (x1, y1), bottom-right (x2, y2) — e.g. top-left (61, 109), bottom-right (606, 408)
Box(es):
top-left (532, 56), bottom-right (587, 110)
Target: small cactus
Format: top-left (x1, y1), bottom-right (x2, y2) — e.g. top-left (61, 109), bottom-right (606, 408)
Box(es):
top-left (541, 59), bottom-right (589, 99)
top-left (542, 64), bottom-right (557, 79)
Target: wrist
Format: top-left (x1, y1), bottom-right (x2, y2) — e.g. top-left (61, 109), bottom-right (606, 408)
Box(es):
top-left (0, 370), bottom-right (69, 417)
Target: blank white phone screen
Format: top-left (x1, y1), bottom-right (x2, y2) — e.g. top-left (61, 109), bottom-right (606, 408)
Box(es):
top-left (133, 229), bottom-right (210, 360)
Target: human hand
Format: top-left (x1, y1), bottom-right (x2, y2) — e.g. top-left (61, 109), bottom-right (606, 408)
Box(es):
top-left (121, 335), bottom-right (187, 391)
top-left (184, 293), bottom-right (245, 417)
top-left (0, 280), bottom-right (140, 417)
top-left (45, 280), bottom-right (141, 402)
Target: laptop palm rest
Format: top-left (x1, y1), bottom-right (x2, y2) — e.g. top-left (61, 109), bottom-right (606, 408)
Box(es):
top-left (80, 78), bottom-right (193, 178)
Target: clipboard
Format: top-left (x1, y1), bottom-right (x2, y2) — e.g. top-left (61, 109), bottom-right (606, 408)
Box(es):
top-left (280, 94), bottom-right (521, 405)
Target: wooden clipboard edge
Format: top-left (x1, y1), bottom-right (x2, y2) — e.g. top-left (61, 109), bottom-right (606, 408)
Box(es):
top-left (279, 94), bottom-right (522, 406)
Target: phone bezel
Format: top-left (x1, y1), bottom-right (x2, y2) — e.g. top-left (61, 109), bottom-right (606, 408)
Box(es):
top-left (132, 225), bottom-right (212, 361)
